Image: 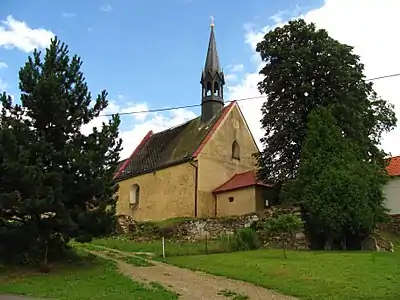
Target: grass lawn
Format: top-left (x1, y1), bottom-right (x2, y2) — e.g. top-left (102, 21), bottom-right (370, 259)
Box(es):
top-left (166, 248), bottom-right (400, 300)
top-left (0, 251), bottom-right (178, 300)
top-left (89, 234), bottom-right (400, 299)
top-left (91, 236), bottom-right (223, 257)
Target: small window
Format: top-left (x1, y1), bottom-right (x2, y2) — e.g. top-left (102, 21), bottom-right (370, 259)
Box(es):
top-left (228, 197), bottom-right (234, 203)
top-left (264, 199), bottom-right (269, 208)
top-left (130, 184), bottom-right (140, 205)
top-left (232, 141), bottom-right (240, 160)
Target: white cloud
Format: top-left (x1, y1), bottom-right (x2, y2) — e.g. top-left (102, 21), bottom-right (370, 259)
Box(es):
top-left (81, 99), bottom-right (196, 159)
top-left (0, 15), bottom-right (54, 52)
top-left (230, 64), bottom-right (245, 72)
top-left (62, 12), bottom-right (77, 18)
top-left (0, 79), bottom-right (8, 91)
top-left (229, 0), bottom-right (400, 156)
top-left (99, 4), bottom-right (113, 12)
top-left (0, 62), bottom-right (8, 69)
top-left (225, 74), bottom-right (238, 82)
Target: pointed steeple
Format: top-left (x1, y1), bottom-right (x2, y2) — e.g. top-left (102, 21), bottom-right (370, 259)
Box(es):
top-left (204, 22), bottom-right (221, 74)
top-left (200, 17), bottom-right (225, 122)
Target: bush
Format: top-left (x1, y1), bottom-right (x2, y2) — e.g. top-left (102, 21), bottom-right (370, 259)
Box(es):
top-left (221, 228), bottom-right (260, 252)
top-left (263, 213), bottom-right (303, 258)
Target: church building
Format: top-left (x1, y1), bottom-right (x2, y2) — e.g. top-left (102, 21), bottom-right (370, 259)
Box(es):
top-left (114, 22), bottom-right (271, 221)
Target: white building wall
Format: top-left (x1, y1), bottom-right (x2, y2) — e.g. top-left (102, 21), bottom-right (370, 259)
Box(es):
top-left (384, 177), bottom-right (400, 215)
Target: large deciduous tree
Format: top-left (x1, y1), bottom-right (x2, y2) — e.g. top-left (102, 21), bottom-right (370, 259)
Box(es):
top-left (255, 19), bottom-right (396, 184)
top-left (281, 107), bottom-right (389, 249)
top-left (0, 37), bottom-right (122, 264)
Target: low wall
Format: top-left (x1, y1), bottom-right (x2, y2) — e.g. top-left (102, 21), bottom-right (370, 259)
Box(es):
top-left (116, 208), bottom-right (308, 249)
top-left (378, 215), bottom-right (400, 236)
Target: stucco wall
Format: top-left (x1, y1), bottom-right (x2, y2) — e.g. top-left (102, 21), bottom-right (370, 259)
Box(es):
top-left (216, 187), bottom-right (256, 216)
top-left (116, 162), bottom-right (195, 221)
top-left (216, 186), bottom-right (269, 217)
top-left (384, 177), bottom-right (400, 215)
top-left (196, 103), bottom-right (259, 217)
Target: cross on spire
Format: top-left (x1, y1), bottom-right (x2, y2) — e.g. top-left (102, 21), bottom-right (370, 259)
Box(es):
top-left (210, 16), bottom-right (215, 28)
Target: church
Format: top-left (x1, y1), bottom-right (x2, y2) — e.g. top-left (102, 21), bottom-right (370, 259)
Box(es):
top-left (114, 22), bottom-right (271, 221)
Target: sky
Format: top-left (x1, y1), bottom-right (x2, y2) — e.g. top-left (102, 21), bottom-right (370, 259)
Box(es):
top-left (0, 0), bottom-right (399, 159)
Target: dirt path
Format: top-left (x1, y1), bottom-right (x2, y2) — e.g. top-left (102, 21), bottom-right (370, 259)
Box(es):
top-left (93, 249), bottom-right (297, 300)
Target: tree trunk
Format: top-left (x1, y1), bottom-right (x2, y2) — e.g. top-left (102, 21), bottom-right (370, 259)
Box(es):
top-left (324, 236), bottom-right (333, 250)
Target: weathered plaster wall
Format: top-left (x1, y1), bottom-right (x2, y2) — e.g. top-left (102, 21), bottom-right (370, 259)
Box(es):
top-left (196, 103), bottom-right (259, 217)
top-left (216, 187), bottom-right (256, 217)
top-left (116, 162), bottom-right (195, 221)
top-left (384, 177), bottom-right (400, 215)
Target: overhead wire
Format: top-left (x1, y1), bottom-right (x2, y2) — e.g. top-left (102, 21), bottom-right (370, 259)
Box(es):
top-left (101, 72), bottom-right (400, 117)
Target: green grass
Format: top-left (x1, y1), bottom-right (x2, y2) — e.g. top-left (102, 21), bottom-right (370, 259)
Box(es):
top-left (90, 236), bottom-right (225, 257)
top-left (0, 251), bottom-right (177, 300)
top-left (166, 247), bottom-right (400, 300)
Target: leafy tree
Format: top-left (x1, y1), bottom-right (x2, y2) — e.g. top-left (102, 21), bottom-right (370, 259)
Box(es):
top-left (255, 19), bottom-right (396, 185)
top-left (263, 213), bottom-right (303, 259)
top-left (281, 107), bottom-right (389, 249)
top-left (0, 37), bottom-right (122, 265)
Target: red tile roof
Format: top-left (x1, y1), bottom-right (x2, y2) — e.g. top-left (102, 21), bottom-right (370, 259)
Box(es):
top-left (386, 156), bottom-right (400, 177)
top-left (213, 171), bottom-right (271, 194)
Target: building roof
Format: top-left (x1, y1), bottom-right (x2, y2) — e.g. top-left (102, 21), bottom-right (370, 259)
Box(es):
top-left (213, 171), bottom-right (271, 194)
top-left (386, 155), bottom-right (400, 177)
top-left (114, 102), bottom-right (233, 180)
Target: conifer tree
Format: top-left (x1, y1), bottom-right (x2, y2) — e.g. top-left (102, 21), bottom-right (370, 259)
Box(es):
top-left (281, 107), bottom-right (389, 249)
top-left (0, 37), bottom-right (122, 263)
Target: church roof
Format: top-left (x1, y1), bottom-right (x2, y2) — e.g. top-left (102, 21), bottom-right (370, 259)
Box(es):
top-left (213, 171), bottom-right (271, 194)
top-left (114, 102), bottom-right (234, 181)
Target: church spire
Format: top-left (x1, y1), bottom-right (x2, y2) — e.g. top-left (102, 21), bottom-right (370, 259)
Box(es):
top-left (200, 17), bottom-right (225, 122)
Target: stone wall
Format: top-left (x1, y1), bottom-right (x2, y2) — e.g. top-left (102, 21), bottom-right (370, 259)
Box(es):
top-left (116, 207), bottom-right (308, 249)
top-left (176, 214), bottom-right (259, 239)
top-left (378, 215), bottom-right (400, 236)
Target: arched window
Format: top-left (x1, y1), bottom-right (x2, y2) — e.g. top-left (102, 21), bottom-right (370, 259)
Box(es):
top-left (232, 141), bottom-right (240, 160)
top-left (214, 81), bottom-right (219, 96)
top-left (206, 82), bottom-right (212, 96)
top-left (130, 184), bottom-right (140, 205)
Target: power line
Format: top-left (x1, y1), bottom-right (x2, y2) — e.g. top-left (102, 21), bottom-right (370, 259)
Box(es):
top-left (103, 72), bottom-right (400, 117)
top-left (110, 95), bottom-right (265, 117)
top-left (365, 73), bottom-right (400, 81)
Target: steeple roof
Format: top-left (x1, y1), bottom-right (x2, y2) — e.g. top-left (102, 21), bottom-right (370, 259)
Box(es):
top-left (204, 26), bottom-right (221, 74)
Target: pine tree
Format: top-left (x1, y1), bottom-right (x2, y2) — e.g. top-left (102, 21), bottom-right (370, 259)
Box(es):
top-left (0, 37), bottom-right (122, 264)
top-left (281, 107), bottom-right (389, 249)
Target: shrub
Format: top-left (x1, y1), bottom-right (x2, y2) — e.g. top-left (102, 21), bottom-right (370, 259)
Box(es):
top-left (222, 228), bottom-right (260, 252)
top-left (263, 213), bottom-right (303, 259)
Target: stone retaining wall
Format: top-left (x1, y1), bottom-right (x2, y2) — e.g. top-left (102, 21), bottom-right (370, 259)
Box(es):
top-left (378, 215), bottom-right (400, 236)
top-left (116, 207), bottom-right (308, 249)
top-left (115, 210), bottom-right (398, 252)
